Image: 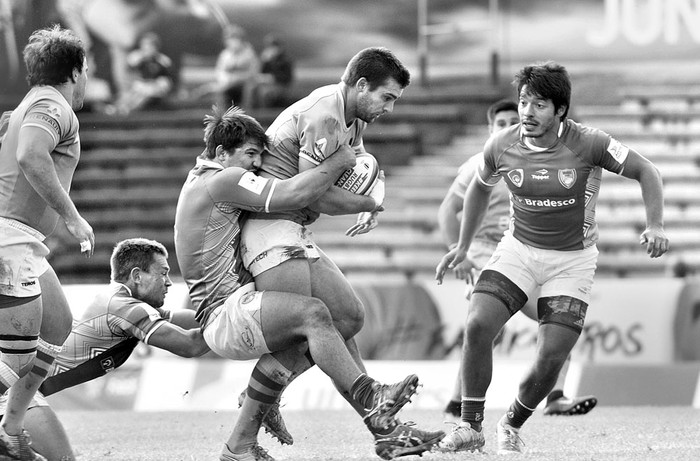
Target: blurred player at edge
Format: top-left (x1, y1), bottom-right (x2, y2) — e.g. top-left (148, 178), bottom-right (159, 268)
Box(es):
top-left (239, 47), bottom-right (445, 459)
top-left (0, 238), bottom-right (210, 461)
top-left (0, 25), bottom-right (94, 461)
top-left (437, 99), bottom-right (597, 421)
top-left (435, 61), bottom-right (668, 455)
top-left (174, 106), bottom-right (424, 461)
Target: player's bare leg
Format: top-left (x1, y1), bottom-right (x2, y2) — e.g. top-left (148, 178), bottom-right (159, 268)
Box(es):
top-left (223, 291), bottom-right (418, 458)
top-left (1, 268), bottom-right (71, 461)
top-left (438, 292), bottom-right (509, 453)
top-left (21, 407), bottom-right (74, 461)
top-left (520, 297), bottom-right (597, 416)
top-left (254, 258), bottom-right (443, 457)
top-left (498, 322), bottom-right (580, 454)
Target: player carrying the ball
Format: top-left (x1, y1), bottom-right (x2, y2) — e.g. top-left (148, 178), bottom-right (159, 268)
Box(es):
top-left (174, 106), bottom-right (425, 461)
top-left (237, 46), bottom-right (445, 460)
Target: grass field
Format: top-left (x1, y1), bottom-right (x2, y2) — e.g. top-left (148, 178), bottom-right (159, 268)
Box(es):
top-left (57, 407), bottom-right (700, 460)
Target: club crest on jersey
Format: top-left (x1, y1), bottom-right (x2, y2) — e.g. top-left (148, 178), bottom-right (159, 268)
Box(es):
top-left (507, 169), bottom-right (524, 188)
top-left (314, 138), bottom-right (328, 157)
top-left (558, 169), bottom-right (577, 189)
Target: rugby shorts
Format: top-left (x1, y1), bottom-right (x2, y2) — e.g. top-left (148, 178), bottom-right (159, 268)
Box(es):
top-left (0, 217), bottom-right (50, 297)
top-left (203, 282), bottom-right (271, 360)
top-left (241, 219), bottom-right (320, 277)
top-left (481, 231), bottom-right (597, 305)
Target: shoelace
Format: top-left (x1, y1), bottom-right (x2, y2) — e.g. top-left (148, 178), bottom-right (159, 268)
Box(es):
top-left (251, 444), bottom-right (272, 461)
top-left (501, 426), bottom-right (525, 451)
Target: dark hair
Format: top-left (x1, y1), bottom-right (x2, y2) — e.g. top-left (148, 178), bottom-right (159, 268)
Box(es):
top-left (111, 238), bottom-right (168, 282)
top-left (341, 47), bottom-right (410, 90)
top-left (513, 61), bottom-right (571, 119)
top-left (487, 99), bottom-right (518, 125)
top-left (23, 25), bottom-right (86, 87)
top-left (202, 105), bottom-right (269, 159)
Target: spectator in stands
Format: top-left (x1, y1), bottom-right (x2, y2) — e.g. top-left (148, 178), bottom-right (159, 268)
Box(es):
top-left (239, 47), bottom-right (445, 460)
top-left (107, 32), bottom-right (174, 115)
top-left (254, 33), bottom-right (294, 108)
top-left (214, 24), bottom-right (259, 110)
top-left (0, 238), bottom-right (210, 461)
top-left (435, 61), bottom-right (669, 455)
top-left (0, 25), bottom-right (94, 461)
top-left (437, 99), bottom-right (598, 423)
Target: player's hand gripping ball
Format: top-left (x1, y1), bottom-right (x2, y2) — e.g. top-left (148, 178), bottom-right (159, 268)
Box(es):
top-left (334, 152), bottom-right (379, 195)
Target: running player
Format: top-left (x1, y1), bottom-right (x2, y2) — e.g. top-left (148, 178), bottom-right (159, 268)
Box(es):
top-left (239, 47), bottom-right (445, 459)
top-left (436, 61), bottom-right (668, 454)
top-left (438, 99), bottom-right (597, 421)
top-left (174, 106), bottom-right (422, 461)
top-left (0, 238), bottom-right (210, 461)
top-left (0, 25), bottom-right (94, 461)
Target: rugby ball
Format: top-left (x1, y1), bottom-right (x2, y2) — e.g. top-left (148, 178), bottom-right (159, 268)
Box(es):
top-left (334, 152), bottom-right (380, 195)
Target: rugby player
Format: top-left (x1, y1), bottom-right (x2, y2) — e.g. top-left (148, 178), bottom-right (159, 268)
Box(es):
top-left (174, 106), bottom-right (422, 461)
top-left (0, 26), bottom-right (94, 461)
top-left (436, 61), bottom-right (668, 454)
top-left (437, 99), bottom-right (597, 421)
top-left (238, 46), bottom-right (445, 460)
top-left (0, 238), bottom-right (210, 461)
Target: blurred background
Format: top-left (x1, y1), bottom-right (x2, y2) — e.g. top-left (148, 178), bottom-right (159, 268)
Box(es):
top-left (2, 0), bottom-right (700, 409)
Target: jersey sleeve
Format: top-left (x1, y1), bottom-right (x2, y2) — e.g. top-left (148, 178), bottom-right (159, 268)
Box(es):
top-left (477, 139), bottom-right (502, 187)
top-left (21, 96), bottom-right (69, 147)
top-left (108, 297), bottom-right (169, 343)
top-left (580, 125), bottom-right (628, 175)
top-left (297, 112), bottom-right (342, 166)
top-left (210, 167), bottom-right (278, 213)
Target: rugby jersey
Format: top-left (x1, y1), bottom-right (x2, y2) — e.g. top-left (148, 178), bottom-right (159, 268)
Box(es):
top-left (448, 152), bottom-right (511, 245)
top-left (174, 158), bottom-right (277, 327)
top-left (477, 120), bottom-right (628, 250)
top-left (254, 84), bottom-right (366, 225)
top-left (0, 86), bottom-right (80, 236)
top-left (40, 283), bottom-right (171, 396)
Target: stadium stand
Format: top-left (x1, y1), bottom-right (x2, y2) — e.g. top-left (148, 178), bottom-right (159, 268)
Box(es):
top-left (47, 80), bottom-right (700, 282)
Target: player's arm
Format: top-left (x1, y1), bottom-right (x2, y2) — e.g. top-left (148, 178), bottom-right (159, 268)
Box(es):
top-left (437, 190), bottom-right (463, 250)
top-left (307, 183), bottom-right (378, 215)
top-left (268, 144), bottom-right (357, 211)
top-left (436, 177), bottom-right (492, 283)
top-left (146, 322), bottom-right (210, 358)
top-left (438, 162), bottom-right (475, 250)
top-left (619, 149), bottom-right (668, 258)
top-left (16, 125), bottom-right (94, 254)
top-left (169, 309), bottom-right (200, 329)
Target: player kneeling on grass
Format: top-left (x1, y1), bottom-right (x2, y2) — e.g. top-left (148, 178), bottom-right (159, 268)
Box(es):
top-left (174, 106), bottom-right (440, 461)
top-left (0, 238), bottom-right (210, 461)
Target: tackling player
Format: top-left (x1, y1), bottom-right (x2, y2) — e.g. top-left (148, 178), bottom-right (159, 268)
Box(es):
top-left (436, 61), bottom-right (668, 454)
top-left (437, 99), bottom-right (597, 422)
top-left (0, 238), bottom-right (210, 461)
top-left (238, 46), bottom-right (445, 460)
top-left (0, 26), bottom-right (94, 461)
top-left (174, 106), bottom-right (422, 461)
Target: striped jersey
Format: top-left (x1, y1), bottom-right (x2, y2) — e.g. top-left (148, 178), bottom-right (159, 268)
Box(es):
top-left (254, 84), bottom-right (366, 225)
top-left (174, 158), bottom-right (277, 327)
top-left (477, 120), bottom-right (628, 250)
top-left (40, 283), bottom-right (171, 396)
top-left (0, 86), bottom-right (80, 236)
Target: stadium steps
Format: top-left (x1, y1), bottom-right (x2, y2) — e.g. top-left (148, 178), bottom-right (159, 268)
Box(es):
top-left (52, 82), bottom-right (700, 282)
top-left (50, 82), bottom-right (496, 283)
